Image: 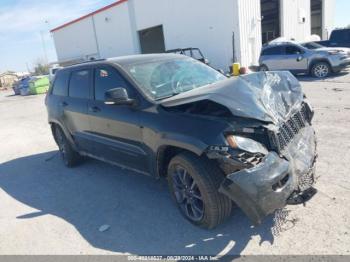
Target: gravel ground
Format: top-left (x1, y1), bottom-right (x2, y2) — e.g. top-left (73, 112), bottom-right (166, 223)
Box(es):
top-left (0, 71), bottom-right (349, 256)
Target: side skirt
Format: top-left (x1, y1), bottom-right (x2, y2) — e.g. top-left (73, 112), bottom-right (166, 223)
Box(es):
top-left (79, 151), bottom-right (152, 177)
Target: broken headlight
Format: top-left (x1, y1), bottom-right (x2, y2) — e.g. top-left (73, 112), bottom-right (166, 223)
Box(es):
top-left (226, 135), bottom-right (268, 155)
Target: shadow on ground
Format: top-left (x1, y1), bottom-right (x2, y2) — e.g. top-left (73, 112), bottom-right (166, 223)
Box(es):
top-left (0, 151), bottom-right (289, 256)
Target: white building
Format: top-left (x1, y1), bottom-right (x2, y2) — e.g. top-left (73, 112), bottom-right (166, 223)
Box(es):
top-left (51, 0), bottom-right (335, 70)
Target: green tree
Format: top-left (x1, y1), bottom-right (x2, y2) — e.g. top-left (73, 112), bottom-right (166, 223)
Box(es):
top-left (33, 58), bottom-right (49, 75)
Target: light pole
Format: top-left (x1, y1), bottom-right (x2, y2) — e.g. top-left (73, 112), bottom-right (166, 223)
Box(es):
top-left (40, 30), bottom-right (49, 64)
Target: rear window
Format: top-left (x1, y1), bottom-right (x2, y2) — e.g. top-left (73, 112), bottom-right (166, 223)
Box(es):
top-left (52, 70), bottom-right (69, 96)
top-left (261, 46), bottom-right (285, 56)
top-left (68, 70), bottom-right (90, 99)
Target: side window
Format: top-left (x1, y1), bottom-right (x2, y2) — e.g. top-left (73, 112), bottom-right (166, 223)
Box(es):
top-left (262, 46), bottom-right (285, 55)
top-left (52, 70), bottom-right (69, 96)
top-left (94, 67), bottom-right (131, 101)
top-left (286, 45), bottom-right (303, 55)
top-left (68, 69), bottom-right (90, 99)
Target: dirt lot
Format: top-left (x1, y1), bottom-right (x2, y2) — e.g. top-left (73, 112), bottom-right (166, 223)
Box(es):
top-left (0, 71), bottom-right (349, 256)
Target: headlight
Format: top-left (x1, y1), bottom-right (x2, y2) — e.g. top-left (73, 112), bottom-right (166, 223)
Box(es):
top-left (226, 135), bottom-right (268, 155)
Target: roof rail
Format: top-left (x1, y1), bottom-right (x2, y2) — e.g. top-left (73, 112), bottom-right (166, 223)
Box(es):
top-left (68, 58), bottom-right (107, 67)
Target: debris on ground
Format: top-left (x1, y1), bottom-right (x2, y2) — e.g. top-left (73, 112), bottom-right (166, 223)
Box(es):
top-left (98, 224), bottom-right (110, 232)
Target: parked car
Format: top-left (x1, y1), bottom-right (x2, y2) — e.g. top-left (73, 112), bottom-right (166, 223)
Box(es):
top-left (259, 41), bottom-right (350, 78)
top-left (316, 28), bottom-right (350, 48)
top-left (46, 54), bottom-right (317, 228)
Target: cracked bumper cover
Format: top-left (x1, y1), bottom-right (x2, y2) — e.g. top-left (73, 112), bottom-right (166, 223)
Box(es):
top-left (218, 125), bottom-right (317, 225)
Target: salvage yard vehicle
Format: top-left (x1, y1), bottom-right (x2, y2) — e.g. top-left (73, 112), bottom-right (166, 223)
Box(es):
top-left (316, 28), bottom-right (350, 48)
top-left (259, 41), bottom-right (350, 78)
top-left (166, 47), bottom-right (210, 65)
top-left (46, 54), bottom-right (317, 229)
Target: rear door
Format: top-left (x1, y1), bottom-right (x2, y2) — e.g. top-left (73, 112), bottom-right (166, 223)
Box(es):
top-left (63, 67), bottom-right (93, 151)
top-left (88, 65), bottom-right (149, 174)
top-left (260, 46), bottom-right (286, 70)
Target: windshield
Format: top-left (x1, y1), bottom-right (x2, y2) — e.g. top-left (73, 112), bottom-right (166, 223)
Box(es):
top-left (302, 42), bottom-right (324, 49)
top-left (123, 58), bottom-right (226, 100)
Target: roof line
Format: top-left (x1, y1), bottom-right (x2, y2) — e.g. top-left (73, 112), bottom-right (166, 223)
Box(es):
top-left (50, 0), bottom-right (128, 33)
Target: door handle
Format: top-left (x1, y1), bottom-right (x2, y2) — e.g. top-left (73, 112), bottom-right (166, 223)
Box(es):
top-left (61, 101), bottom-right (68, 107)
top-left (89, 106), bottom-right (101, 113)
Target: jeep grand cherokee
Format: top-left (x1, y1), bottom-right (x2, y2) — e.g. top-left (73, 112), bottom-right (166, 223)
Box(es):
top-left (46, 54), bottom-right (317, 229)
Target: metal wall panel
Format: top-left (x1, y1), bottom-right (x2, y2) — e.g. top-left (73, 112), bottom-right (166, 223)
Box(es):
top-left (235, 0), bottom-right (262, 66)
top-left (280, 0), bottom-right (311, 41)
top-left (322, 0), bottom-right (335, 39)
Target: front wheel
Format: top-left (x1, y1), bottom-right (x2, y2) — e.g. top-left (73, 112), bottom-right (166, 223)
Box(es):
top-left (311, 62), bottom-right (331, 78)
top-left (167, 153), bottom-right (232, 229)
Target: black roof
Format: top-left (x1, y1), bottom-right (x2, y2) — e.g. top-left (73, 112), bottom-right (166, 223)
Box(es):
top-left (60, 54), bottom-right (186, 70)
top-left (107, 53), bottom-right (186, 66)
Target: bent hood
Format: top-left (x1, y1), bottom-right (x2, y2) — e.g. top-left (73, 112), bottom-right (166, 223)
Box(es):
top-left (161, 71), bottom-right (304, 125)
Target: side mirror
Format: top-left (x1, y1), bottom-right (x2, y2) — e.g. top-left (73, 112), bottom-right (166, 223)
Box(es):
top-left (105, 88), bottom-right (135, 106)
top-left (297, 55), bottom-right (303, 62)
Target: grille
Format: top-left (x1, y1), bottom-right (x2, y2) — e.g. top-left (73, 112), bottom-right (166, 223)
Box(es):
top-left (270, 103), bottom-right (309, 152)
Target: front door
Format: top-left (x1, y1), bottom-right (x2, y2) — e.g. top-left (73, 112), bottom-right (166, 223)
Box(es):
top-left (282, 45), bottom-right (308, 71)
top-left (88, 65), bottom-right (149, 174)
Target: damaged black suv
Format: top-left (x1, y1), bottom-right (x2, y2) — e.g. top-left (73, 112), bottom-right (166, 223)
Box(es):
top-left (46, 54), bottom-right (317, 229)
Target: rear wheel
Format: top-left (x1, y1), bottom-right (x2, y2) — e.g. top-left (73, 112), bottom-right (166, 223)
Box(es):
top-left (53, 126), bottom-right (82, 167)
top-left (311, 62), bottom-right (331, 78)
top-left (167, 152), bottom-right (232, 229)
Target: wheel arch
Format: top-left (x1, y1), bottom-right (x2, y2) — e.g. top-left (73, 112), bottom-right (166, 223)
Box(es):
top-left (156, 143), bottom-right (208, 178)
top-left (308, 59), bottom-right (332, 73)
top-left (49, 120), bottom-right (77, 150)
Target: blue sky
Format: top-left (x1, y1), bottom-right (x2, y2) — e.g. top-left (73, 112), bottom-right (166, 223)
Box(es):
top-left (0, 0), bottom-right (115, 72)
top-left (0, 0), bottom-right (349, 72)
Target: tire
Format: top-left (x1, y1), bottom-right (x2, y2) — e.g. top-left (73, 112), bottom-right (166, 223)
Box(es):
top-left (167, 152), bottom-right (232, 229)
top-left (53, 125), bottom-right (82, 167)
top-left (311, 62), bottom-right (331, 78)
top-left (259, 65), bottom-right (269, 72)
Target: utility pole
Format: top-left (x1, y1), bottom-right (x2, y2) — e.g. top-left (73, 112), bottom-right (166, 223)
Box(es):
top-left (40, 30), bottom-right (49, 64)
top-left (25, 62), bottom-right (30, 73)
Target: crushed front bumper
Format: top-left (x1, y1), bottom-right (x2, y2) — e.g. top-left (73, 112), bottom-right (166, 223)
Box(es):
top-left (219, 125), bottom-right (317, 225)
